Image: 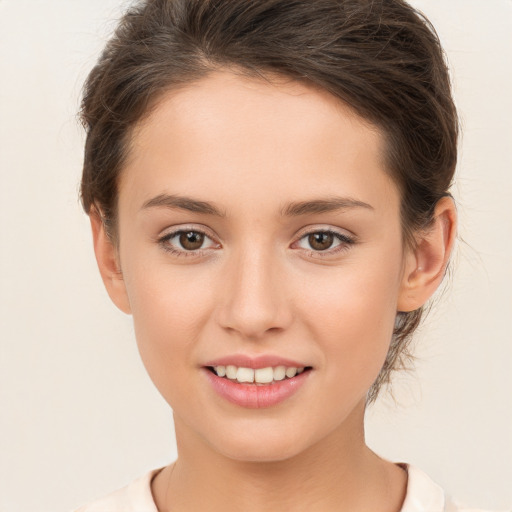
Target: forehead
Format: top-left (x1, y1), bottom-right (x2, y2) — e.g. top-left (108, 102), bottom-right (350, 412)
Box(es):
top-left (120, 70), bottom-right (398, 218)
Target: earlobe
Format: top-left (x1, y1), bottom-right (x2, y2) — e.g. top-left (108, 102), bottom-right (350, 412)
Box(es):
top-left (397, 196), bottom-right (457, 312)
top-left (90, 209), bottom-right (132, 314)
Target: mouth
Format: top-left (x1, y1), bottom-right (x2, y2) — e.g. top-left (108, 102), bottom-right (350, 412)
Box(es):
top-left (207, 365), bottom-right (312, 385)
top-left (203, 356), bottom-right (313, 408)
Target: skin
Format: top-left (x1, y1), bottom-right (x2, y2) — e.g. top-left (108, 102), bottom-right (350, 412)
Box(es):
top-left (91, 71), bottom-right (456, 511)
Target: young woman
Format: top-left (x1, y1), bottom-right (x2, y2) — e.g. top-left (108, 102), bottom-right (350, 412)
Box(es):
top-left (74, 1), bottom-right (491, 510)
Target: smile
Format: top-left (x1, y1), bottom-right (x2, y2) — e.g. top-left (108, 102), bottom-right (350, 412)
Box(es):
top-left (210, 365), bottom-right (308, 385)
top-left (204, 363), bottom-right (312, 408)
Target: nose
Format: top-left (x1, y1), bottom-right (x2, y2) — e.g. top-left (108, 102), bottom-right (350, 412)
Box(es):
top-left (216, 247), bottom-right (293, 340)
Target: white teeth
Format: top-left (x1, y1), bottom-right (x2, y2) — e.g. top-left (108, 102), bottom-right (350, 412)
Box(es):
top-left (236, 367), bottom-right (255, 383)
top-left (273, 366), bottom-right (286, 381)
top-left (226, 365), bottom-right (237, 379)
top-left (213, 364), bottom-right (307, 383)
top-left (285, 367), bottom-right (297, 378)
top-left (254, 367), bottom-right (274, 384)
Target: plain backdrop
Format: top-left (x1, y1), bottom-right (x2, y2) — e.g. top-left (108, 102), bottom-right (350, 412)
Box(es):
top-left (0, 1), bottom-right (511, 511)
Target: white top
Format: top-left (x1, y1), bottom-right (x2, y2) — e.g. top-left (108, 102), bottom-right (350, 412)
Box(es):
top-left (73, 464), bottom-right (496, 512)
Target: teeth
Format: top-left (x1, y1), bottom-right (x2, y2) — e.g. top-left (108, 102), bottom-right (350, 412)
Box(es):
top-left (226, 365), bottom-right (237, 379)
top-left (213, 365), bottom-right (306, 383)
top-left (254, 367), bottom-right (273, 384)
top-left (273, 366), bottom-right (286, 381)
top-left (285, 367), bottom-right (297, 378)
top-left (236, 367), bottom-right (254, 383)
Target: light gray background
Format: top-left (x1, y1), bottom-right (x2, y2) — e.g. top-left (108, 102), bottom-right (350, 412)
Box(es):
top-left (0, 1), bottom-right (511, 511)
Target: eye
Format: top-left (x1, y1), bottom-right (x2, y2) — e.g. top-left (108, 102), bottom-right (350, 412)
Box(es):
top-left (176, 231), bottom-right (207, 250)
top-left (304, 232), bottom-right (336, 251)
top-left (294, 229), bottom-right (355, 255)
top-left (158, 228), bottom-right (218, 255)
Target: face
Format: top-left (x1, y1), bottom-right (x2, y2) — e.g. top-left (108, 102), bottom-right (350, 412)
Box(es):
top-left (108, 71), bottom-right (413, 462)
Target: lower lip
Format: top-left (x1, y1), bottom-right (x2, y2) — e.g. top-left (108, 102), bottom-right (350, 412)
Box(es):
top-left (203, 369), bottom-right (311, 409)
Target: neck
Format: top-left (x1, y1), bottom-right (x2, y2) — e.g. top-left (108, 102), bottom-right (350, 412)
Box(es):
top-left (152, 401), bottom-right (407, 512)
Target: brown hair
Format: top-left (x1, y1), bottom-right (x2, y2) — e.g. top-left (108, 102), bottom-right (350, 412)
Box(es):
top-left (80, 0), bottom-right (458, 403)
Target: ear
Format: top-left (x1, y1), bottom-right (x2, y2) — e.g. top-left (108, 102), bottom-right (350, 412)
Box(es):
top-left (397, 196), bottom-right (457, 312)
top-left (90, 208), bottom-right (132, 314)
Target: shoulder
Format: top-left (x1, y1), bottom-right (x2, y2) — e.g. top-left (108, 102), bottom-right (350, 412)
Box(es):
top-left (401, 463), bottom-right (503, 512)
top-left (72, 468), bottom-right (162, 512)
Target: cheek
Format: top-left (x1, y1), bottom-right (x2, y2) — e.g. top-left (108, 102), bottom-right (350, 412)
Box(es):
top-left (301, 255), bottom-right (402, 384)
top-left (122, 260), bottom-right (214, 395)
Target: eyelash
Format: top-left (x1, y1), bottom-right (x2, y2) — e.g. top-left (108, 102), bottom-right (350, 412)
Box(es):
top-left (157, 228), bottom-right (218, 258)
top-left (157, 228), bottom-right (355, 258)
top-left (293, 229), bottom-right (355, 258)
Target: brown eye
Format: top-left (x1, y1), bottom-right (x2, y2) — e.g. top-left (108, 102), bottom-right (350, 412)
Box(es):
top-left (308, 232), bottom-right (334, 251)
top-left (179, 231), bottom-right (205, 250)
top-left (159, 228), bottom-right (218, 256)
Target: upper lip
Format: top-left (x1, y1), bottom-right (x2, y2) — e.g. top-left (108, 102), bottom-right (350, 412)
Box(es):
top-left (203, 354), bottom-right (309, 369)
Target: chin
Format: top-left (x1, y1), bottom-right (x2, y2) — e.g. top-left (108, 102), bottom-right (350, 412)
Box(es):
top-left (215, 436), bottom-right (306, 463)
top-left (200, 417), bottom-right (327, 464)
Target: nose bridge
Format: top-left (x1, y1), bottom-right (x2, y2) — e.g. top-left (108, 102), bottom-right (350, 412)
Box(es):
top-left (218, 242), bottom-right (291, 339)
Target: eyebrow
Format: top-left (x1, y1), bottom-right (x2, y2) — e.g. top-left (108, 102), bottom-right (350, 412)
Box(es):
top-left (141, 193), bottom-right (374, 217)
top-left (141, 194), bottom-right (226, 217)
top-left (281, 197), bottom-right (374, 216)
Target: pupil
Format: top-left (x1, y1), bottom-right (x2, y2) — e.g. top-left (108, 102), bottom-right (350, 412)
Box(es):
top-left (180, 231), bottom-right (204, 250)
top-left (309, 232), bottom-right (333, 251)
